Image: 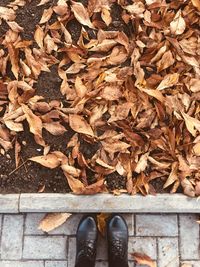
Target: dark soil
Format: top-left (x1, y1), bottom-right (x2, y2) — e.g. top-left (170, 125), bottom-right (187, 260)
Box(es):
top-left (0, 0), bottom-right (168, 194)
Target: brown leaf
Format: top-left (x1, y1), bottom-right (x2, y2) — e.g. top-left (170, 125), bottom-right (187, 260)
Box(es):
top-left (132, 252), bottom-right (157, 267)
top-left (38, 213), bottom-right (72, 232)
top-left (29, 154), bottom-right (61, 169)
top-left (71, 1), bottom-right (94, 29)
top-left (0, 7), bottom-right (16, 21)
top-left (7, 21), bottom-right (23, 32)
top-left (34, 25), bottom-right (44, 49)
top-left (43, 122), bottom-right (66, 136)
top-left (157, 73), bottom-right (179, 90)
top-left (15, 139), bottom-right (21, 168)
top-left (7, 43), bottom-right (19, 79)
top-left (157, 50), bottom-right (175, 72)
top-left (193, 142), bottom-right (200, 156)
top-left (37, 0), bottom-right (51, 6)
top-left (170, 10), bottom-right (186, 35)
top-left (181, 178), bottom-right (195, 197)
top-left (163, 162), bottom-right (178, 189)
top-left (69, 114), bottom-right (94, 137)
top-left (101, 85), bottom-right (122, 101)
top-left (22, 104), bottom-right (45, 146)
top-left (191, 0), bottom-right (200, 11)
top-left (97, 213), bottom-right (110, 236)
top-left (75, 76), bottom-right (87, 98)
top-left (101, 6), bottom-right (112, 26)
top-left (4, 120), bottom-right (23, 132)
top-left (135, 153), bottom-right (149, 174)
top-left (39, 7), bottom-right (53, 24)
top-left (181, 112), bottom-right (200, 137)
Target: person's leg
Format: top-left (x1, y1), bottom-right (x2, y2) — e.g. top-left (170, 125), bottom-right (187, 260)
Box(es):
top-left (75, 215), bottom-right (98, 267)
top-left (107, 214), bottom-right (129, 267)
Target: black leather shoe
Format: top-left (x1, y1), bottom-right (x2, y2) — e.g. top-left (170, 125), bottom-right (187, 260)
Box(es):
top-left (75, 215), bottom-right (98, 267)
top-left (107, 214), bottom-right (129, 267)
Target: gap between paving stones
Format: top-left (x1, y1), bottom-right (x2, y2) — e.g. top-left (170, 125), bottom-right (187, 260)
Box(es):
top-left (0, 194), bottom-right (200, 213)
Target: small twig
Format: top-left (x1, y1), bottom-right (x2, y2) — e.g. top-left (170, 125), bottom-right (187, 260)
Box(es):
top-left (21, 156), bottom-right (28, 173)
top-left (9, 159), bottom-right (28, 176)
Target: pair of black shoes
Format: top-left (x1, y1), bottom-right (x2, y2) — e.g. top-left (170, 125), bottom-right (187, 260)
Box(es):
top-left (75, 214), bottom-right (129, 267)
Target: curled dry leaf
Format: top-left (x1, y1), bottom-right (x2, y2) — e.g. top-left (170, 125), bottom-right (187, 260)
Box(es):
top-left (21, 104), bottom-right (45, 146)
top-left (34, 25), bottom-right (44, 49)
top-left (69, 114), bottom-right (94, 137)
top-left (157, 73), bottom-right (179, 90)
top-left (181, 112), bottom-right (200, 137)
top-left (181, 178), bottom-right (195, 197)
top-left (43, 122), bottom-right (67, 136)
top-left (97, 213), bottom-right (110, 236)
top-left (170, 10), bottom-right (186, 35)
top-left (71, 1), bottom-right (94, 29)
top-left (135, 152), bottom-right (149, 174)
top-left (29, 153), bottom-right (61, 169)
top-left (38, 213), bottom-right (72, 232)
top-left (132, 252), bottom-right (157, 267)
top-left (191, 0), bottom-right (200, 11)
top-left (39, 7), bottom-right (53, 24)
top-left (0, 7), bottom-right (16, 21)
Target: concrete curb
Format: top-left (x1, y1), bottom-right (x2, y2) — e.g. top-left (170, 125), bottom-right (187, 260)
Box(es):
top-left (0, 193), bottom-right (199, 213)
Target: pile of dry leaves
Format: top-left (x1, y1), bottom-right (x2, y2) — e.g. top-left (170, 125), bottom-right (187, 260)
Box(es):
top-left (0, 0), bottom-right (200, 196)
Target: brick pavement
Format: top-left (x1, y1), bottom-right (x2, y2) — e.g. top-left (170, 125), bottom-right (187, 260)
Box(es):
top-left (0, 213), bottom-right (199, 267)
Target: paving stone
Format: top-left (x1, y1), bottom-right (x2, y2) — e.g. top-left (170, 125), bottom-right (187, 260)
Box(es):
top-left (122, 214), bottom-right (134, 236)
top-left (96, 235), bottom-right (107, 260)
top-left (181, 261), bottom-right (200, 267)
top-left (0, 261), bottom-right (44, 267)
top-left (45, 261), bottom-right (67, 267)
top-left (23, 236), bottom-right (67, 260)
top-left (68, 237), bottom-right (76, 267)
top-left (158, 238), bottom-right (179, 267)
top-left (25, 214), bottom-right (82, 236)
top-left (179, 215), bottom-right (200, 260)
top-left (0, 194), bottom-right (19, 213)
top-left (136, 214), bottom-right (178, 236)
top-left (128, 237), bottom-right (157, 260)
top-left (1, 215), bottom-right (24, 259)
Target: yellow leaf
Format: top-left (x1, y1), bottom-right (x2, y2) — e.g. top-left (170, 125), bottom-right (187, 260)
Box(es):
top-left (38, 213), bottom-right (72, 232)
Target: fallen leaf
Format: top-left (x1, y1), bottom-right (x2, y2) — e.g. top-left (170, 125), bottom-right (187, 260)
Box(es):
top-left (37, 0), bottom-right (51, 6)
top-left (34, 25), bottom-right (44, 48)
top-left (163, 162), bottom-right (178, 189)
top-left (170, 10), bottom-right (186, 35)
top-left (38, 213), bottom-right (72, 232)
top-left (0, 7), bottom-right (16, 21)
top-left (7, 21), bottom-right (23, 32)
top-left (43, 122), bottom-right (67, 136)
top-left (39, 7), bottom-right (53, 24)
top-left (157, 73), bottom-right (179, 90)
top-left (157, 50), bottom-right (175, 72)
top-left (135, 153), bottom-right (149, 174)
top-left (191, 0), bottom-right (200, 11)
top-left (181, 112), bottom-right (200, 137)
top-left (181, 178), bottom-right (195, 197)
top-left (22, 104), bottom-right (45, 146)
top-left (71, 1), bottom-right (94, 29)
top-left (132, 252), bottom-right (157, 267)
top-left (29, 154), bottom-right (61, 169)
top-left (69, 114), bottom-right (94, 137)
top-left (97, 213), bottom-right (110, 236)
top-left (193, 142), bottom-right (200, 156)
